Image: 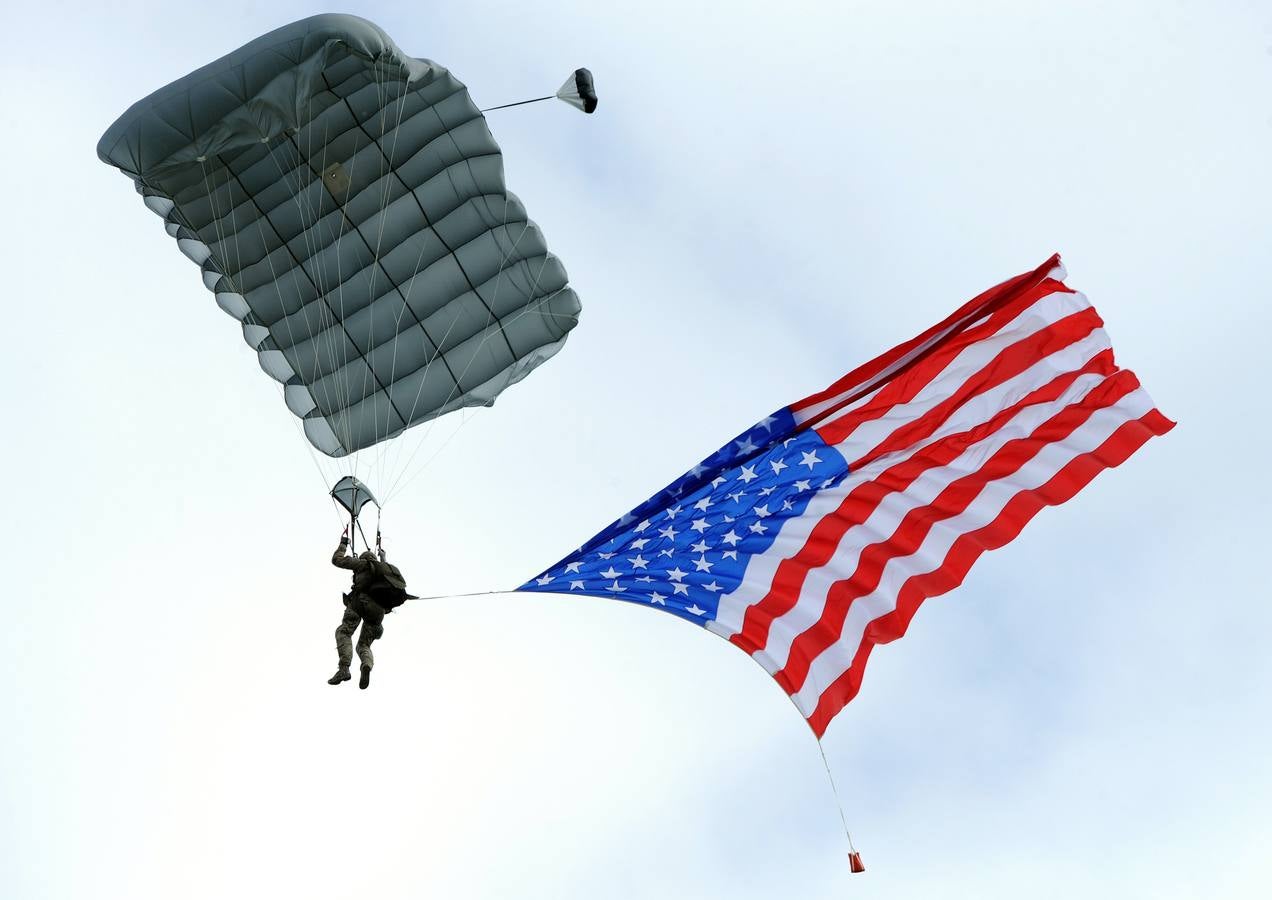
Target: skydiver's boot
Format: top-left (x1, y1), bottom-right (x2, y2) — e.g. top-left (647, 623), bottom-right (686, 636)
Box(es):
top-left (328, 667), bottom-right (351, 685)
top-left (359, 664), bottom-right (372, 689)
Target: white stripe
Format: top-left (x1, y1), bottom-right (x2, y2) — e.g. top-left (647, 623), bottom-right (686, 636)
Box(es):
top-left (815, 289), bottom-right (1092, 450)
top-left (789, 388), bottom-right (1156, 716)
top-left (712, 324), bottom-right (1110, 644)
top-left (790, 316), bottom-right (962, 425)
top-left (753, 366), bottom-right (1114, 676)
top-left (791, 274), bottom-right (1071, 426)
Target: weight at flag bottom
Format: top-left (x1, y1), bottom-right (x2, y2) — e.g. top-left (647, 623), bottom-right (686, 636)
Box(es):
top-left (520, 256), bottom-right (1173, 737)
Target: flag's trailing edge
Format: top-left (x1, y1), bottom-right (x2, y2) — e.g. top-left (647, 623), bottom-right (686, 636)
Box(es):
top-left (520, 256), bottom-right (1173, 736)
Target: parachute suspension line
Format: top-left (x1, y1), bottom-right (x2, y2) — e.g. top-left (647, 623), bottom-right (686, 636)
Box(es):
top-left (317, 65), bottom-right (485, 479)
top-left (380, 279), bottom-right (570, 506)
top-left (814, 735), bottom-right (865, 873)
top-left (364, 60), bottom-right (414, 494)
top-left (250, 133), bottom-right (359, 497)
top-left (355, 516), bottom-right (373, 554)
top-left (198, 156), bottom-right (342, 528)
top-left (375, 190), bottom-right (519, 500)
top-left (480, 95), bottom-right (554, 113)
top-left (377, 96), bottom-right (567, 505)
top-left (372, 85), bottom-right (539, 504)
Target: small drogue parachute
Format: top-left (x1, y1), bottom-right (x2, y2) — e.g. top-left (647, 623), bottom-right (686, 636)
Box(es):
top-left (556, 68), bottom-right (598, 113)
top-left (97, 14), bottom-right (584, 461)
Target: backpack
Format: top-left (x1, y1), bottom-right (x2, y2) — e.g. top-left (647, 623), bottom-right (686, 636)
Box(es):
top-left (364, 559), bottom-right (417, 611)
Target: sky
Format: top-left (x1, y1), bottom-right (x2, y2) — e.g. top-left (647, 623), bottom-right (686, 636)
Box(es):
top-left (2, 1), bottom-right (1270, 897)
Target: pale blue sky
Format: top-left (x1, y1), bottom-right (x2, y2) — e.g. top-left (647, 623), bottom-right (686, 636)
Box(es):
top-left (2, 2), bottom-right (1269, 898)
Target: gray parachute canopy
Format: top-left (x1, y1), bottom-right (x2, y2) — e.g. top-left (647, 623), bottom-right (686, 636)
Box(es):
top-left (97, 14), bottom-right (581, 458)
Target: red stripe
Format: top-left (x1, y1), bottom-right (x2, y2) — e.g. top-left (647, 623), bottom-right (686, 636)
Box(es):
top-left (804, 408), bottom-right (1175, 736)
top-left (824, 305), bottom-right (1105, 456)
top-left (774, 371), bottom-right (1146, 695)
top-left (728, 347), bottom-right (1118, 658)
top-left (792, 256), bottom-right (1068, 427)
top-left (811, 282), bottom-right (1080, 447)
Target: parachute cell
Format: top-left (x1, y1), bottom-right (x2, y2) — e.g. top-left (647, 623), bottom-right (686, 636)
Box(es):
top-left (97, 14), bottom-right (582, 458)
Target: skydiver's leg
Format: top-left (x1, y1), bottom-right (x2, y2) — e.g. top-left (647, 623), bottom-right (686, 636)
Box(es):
top-left (355, 602), bottom-right (386, 689)
top-left (330, 606), bottom-right (361, 684)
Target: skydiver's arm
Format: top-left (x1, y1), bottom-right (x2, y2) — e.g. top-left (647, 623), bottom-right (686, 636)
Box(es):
top-left (332, 539), bottom-right (358, 570)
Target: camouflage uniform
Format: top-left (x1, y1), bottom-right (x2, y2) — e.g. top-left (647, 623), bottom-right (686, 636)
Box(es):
top-left (330, 541), bottom-right (388, 675)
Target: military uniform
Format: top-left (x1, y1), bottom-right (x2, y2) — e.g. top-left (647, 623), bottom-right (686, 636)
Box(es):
top-left (329, 539), bottom-right (416, 687)
top-left (330, 541), bottom-right (387, 686)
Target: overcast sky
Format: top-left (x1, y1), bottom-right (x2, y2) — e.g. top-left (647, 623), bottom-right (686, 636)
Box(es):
top-left (2, 1), bottom-right (1270, 897)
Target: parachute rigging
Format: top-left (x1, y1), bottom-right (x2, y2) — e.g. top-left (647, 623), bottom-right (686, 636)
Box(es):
top-left (97, 14), bottom-right (590, 516)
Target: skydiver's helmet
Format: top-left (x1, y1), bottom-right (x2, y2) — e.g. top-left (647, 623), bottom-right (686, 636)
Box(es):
top-left (359, 550), bottom-right (378, 562)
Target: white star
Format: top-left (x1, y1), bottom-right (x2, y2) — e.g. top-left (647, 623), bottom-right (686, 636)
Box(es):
top-left (569, 580), bottom-right (585, 590)
top-left (728, 490), bottom-right (747, 504)
top-left (721, 530), bottom-right (742, 546)
top-left (782, 499), bottom-right (795, 511)
top-left (711, 475), bottom-right (727, 488)
top-left (635, 519), bottom-right (652, 532)
top-left (794, 479), bottom-right (811, 492)
top-left (737, 465), bottom-right (758, 484)
top-left (658, 525), bottom-right (679, 541)
top-left (769, 458), bottom-right (788, 476)
top-left (690, 540), bottom-right (710, 554)
top-left (800, 450), bottom-right (822, 470)
top-left (702, 581), bottom-right (723, 592)
top-left (605, 581), bottom-right (626, 593)
top-left (666, 567), bottom-right (687, 582)
top-left (749, 521), bottom-right (768, 535)
top-left (666, 505), bottom-right (683, 519)
top-left (722, 550), bottom-right (738, 561)
top-left (693, 496), bottom-right (713, 512)
top-left (649, 591), bottom-right (667, 605)
top-left (756, 415), bottom-right (778, 431)
top-left (693, 556), bottom-right (714, 572)
top-left (536, 574), bottom-right (553, 586)
top-left (759, 486), bottom-right (776, 496)
top-left (688, 463), bottom-right (708, 478)
top-left (597, 551), bottom-right (616, 560)
top-left (672, 582), bottom-right (691, 596)
top-left (658, 548), bottom-right (675, 557)
top-left (635, 575), bottom-right (653, 583)
top-left (685, 604), bottom-right (706, 616)
top-left (630, 537), bottom-right (650, 550)
top-left (628, 554), bottom-right (649, 570)
top-left (783, 437), bottom-right (797, 448)
top-left (735, 436), bottom-right (759, 455)
top-left (600, 566), bottom-right (623, 579)
top-left (564, 561), bottom-right (582, 574)
top-left (618, 513), bottom-right (635, 525)
top-left (690, 518), bottom-right (710, 533)
top-left (753, 504), bottom-right (771, 518)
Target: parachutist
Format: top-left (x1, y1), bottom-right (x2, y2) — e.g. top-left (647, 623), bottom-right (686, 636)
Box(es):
top-left (328, 530), bottom-right (416, 688)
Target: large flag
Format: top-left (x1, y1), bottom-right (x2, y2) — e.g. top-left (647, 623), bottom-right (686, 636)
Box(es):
top-left (520, 257), bottom-right (1173, 736)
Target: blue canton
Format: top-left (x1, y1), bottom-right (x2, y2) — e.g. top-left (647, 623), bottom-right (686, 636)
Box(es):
top-left (521, 409), bottom-right (850, 626)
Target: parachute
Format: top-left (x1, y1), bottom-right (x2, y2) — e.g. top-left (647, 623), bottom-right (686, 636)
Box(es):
top-left (97, 14), bottom-right (583, 466)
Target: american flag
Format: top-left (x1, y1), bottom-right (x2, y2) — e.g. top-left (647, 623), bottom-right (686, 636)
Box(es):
top-left (520, 257), bottom-right (1173, 736)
